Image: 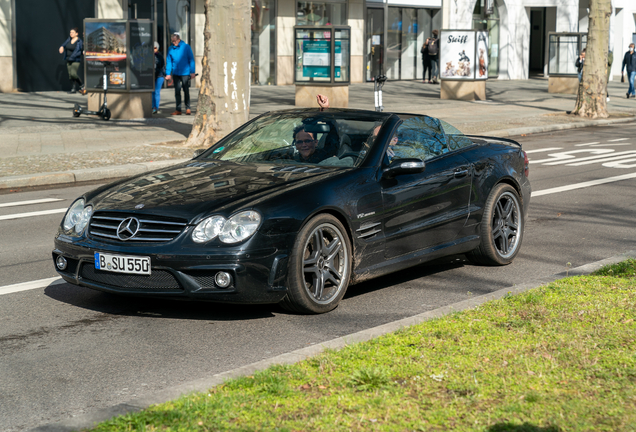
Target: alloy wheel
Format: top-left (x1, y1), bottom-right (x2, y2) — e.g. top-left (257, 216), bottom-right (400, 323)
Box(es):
top-left (491, 191), bottom-right (521, 259)
top-left (302, 223), bottom-right (349, 304)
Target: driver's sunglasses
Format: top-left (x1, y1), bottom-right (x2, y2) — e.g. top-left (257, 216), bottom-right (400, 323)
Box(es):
top-left (295, 139), bottom-right (315, 145)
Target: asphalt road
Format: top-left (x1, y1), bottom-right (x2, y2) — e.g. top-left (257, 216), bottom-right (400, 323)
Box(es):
top-left (1, 123), bottom-right (635, 431)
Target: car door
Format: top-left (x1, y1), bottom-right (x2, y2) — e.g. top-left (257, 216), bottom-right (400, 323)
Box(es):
top-left (381, 116), bottom-right (473, 260)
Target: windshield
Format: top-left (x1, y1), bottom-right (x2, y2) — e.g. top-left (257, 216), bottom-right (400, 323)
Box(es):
top-left (200, 111), bottom-right (391, 168)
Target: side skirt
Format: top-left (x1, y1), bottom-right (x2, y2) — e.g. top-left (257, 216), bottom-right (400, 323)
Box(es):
top-left (351, 235), bottom-right (481, 284)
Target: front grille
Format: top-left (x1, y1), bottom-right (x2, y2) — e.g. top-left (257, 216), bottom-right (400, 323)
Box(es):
top-left (89, 211), bottom-right (188, 243)
top-left (80, 264), bottom-right (182, 291)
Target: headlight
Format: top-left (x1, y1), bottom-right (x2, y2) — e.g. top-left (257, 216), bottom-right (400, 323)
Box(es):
top-left (191, 211), bottom-right (261, 244)
top-left (75, 205), bottom-right (93, 233)
top-left (219, 211), bottom-right (261, 243)
top-left (192, 215), bottom-right (225, 243)
top-left (63, 199), bottom-right (85, 231)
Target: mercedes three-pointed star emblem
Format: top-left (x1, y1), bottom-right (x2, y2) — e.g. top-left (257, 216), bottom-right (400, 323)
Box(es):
top-left (116, 217), bottom-right (140, 241)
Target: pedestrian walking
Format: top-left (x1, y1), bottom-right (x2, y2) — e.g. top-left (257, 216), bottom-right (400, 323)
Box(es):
top-left (427, 30), bottom-right (440, 84)
top-left (153, 41), bottom-right (165, 114)
top-left (165, 32), bottom-right (196, 115)
top-left (575, 48), bottom-right (585, 82)
top-left (621, 43), bottom-right (636, 98)
top-left (58, 27), bottom-right (86, 95)
top-left (421, 38), bottom-right (432, 83)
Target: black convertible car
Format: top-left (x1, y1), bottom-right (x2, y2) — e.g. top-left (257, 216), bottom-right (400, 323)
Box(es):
top-left (53, 109), bottom-right (531, 314)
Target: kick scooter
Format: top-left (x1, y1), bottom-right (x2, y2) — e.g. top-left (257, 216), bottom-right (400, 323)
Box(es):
top-left (73, 61), bottom-right (112, 121)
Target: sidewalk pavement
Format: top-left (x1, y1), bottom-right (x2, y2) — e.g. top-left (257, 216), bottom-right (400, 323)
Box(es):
top-left (1, 77), bottom-right (635, 190)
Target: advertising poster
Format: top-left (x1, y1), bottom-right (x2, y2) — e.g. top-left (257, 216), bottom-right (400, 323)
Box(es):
top-left (129, 21), bottom-right (154, 90)
top-left (85, 21), bottom-right (127, 90)
top-left (440, 30), bottom-right (476, 80)
top-left (476, 31), bottom-right (489, 80)
top-left (302, 40), bottom-right (331, 78)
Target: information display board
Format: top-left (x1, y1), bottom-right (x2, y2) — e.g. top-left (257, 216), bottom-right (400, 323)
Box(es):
top-left (129, 21), bottom-right (154, 90)
top-left (83, 19), bottom-right (154, 92)
top-left (294, 26), bottom-right (350, 84)
top-left (476, 31), bottom-right (489, 80)
top-left (440, 30), bottom-right (489, 80)
top-left (85, 21), bottom-right (127, 90)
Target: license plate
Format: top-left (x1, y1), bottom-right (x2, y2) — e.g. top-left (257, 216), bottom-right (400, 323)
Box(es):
top-left (94, 252), bottom-right (151, 275)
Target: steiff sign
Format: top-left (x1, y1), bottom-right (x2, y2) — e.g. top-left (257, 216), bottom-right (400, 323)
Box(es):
top-left (440, 30), bottom-right (489, 81)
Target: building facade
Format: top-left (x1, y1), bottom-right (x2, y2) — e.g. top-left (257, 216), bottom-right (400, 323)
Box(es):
top-left (0, 0), bottom-right (634, 93)
top-left (445, 0), bottom-right (636, 80)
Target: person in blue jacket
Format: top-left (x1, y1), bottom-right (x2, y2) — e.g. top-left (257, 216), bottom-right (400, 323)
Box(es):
top-left (58, 28), bottom-right (86, 95)
top-left (165, 32), bottom-right (196, 115)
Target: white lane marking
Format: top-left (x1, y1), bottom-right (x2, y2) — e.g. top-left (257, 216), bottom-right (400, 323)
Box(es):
top-left (0, 277), bottom-right (65, 296)
top-left (547, 150), bottom-right (636, 166)
top-left (590, 143), bottom-right (632, 146)
top-left (608, 138), bottom-right (629, 142)
top-left (532, 172), bottom-right (636, 197)
top-left (567, 152), bottom-right (636, 166)
top-left (530, 149), bottom-right (614, 164)
top-left (524, 147), bottom-right (562, 154)
top-left (0, 208), bottom-right (67, 221)
top-left (0, 198), bottom-right (64, 208)
top-left (574, 142), bottom-right (600, 147)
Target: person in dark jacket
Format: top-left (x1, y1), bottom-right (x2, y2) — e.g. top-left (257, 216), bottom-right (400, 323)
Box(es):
top-left (427, 30), bottom-right (440, 84)
top-left (165, 33), bottom-right (196, 115)
top-left (575, 48), bottom-right (585, 81)
top-left (58, 28), bottom-right (86, 94)
top-left (622, 43), bottom-right (636, 98)
top-left (421, 39), bottom-right (432, 83)
top-left (153, 42), bottom-right (166, 114)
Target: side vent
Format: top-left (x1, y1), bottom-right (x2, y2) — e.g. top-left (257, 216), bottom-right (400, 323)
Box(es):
top-left (356, 222), bottom-right (381, 239)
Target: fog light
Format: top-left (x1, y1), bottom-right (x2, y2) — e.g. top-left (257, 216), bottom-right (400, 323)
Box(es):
top-left (215, 271), bottom-right (232, 288)
top-left (56, 255), bottom-right (68, 271)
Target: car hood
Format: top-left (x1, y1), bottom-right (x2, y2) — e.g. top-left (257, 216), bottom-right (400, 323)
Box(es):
top-left (89, 160), bottom-right (341, 220)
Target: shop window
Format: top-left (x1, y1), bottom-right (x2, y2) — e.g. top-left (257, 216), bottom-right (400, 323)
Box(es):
top-left (252, 0), bottom-right (277, 85)
top-left (297, 1), bottom-right (347, 26)
top-left (472, 0), bottom-right (499, 77)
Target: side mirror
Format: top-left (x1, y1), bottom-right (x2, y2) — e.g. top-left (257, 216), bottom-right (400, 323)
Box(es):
top-left (382, 158), bottom-right (426, 179)
top-left (193, 149), bottom-right (205, 158)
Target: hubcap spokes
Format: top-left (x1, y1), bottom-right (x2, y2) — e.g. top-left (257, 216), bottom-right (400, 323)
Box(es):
top-left (491, 193), bottom-right (520, 258)
top-left (303, 225), bottom-right (346, 303)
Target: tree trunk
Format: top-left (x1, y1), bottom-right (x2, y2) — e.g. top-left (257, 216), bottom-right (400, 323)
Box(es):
top-left (185, 0), bottom-right (251, 148)
top-left (572, 0), bottom-right (611, 119)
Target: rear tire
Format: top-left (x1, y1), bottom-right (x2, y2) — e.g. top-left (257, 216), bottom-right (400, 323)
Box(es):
top-left (280, 214), bottom-right (351, 314)
top-left (467, 183), bottom-right (523, 266)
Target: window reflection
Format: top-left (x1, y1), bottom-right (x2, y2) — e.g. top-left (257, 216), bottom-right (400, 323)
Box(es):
top-left (297, 1), bottom-right (347, 26)
top-left (252, 0), bottom-right (277, 85)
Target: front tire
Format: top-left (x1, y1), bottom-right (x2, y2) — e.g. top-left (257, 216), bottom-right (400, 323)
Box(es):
top-left (467, 183), bottom-right (523, 266)
top-left (280, 214), bottom-right (352, 314)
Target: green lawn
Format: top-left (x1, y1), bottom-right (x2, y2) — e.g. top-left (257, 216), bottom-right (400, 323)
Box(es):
top-left (90, 259), bottom-right (636, 432)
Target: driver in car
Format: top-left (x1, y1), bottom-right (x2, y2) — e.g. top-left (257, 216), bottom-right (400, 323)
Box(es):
top-left (293, 125), bottom-right (329, 163)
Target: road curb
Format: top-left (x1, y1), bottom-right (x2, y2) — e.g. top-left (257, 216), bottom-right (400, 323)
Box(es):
top-left (0, 159), bottom-right (190, 191)
top-left (3, 116), bottom-right (636, 191)
top-left (484, 115), bottom-right (636, 138)
top-left (28, 249), bottom-right (636, 432)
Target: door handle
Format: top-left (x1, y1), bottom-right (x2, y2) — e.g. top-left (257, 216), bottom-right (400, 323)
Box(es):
top-left (454, 169), bottom-right (469, 178)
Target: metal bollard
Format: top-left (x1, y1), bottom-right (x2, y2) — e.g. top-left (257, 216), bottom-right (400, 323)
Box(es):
top-left (374, 75), bottom-right (387, 112)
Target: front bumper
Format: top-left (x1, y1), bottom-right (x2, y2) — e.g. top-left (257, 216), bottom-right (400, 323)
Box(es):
top-left (52, 235), bottom-right (291, 304)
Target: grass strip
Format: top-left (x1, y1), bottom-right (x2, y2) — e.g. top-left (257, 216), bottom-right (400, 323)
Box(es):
top-left (90, 260), bottom-right (636, 432)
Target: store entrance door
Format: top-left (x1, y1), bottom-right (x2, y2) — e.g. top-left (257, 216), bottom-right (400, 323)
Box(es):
top-left (366, 8), bottom-right (384, 81)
